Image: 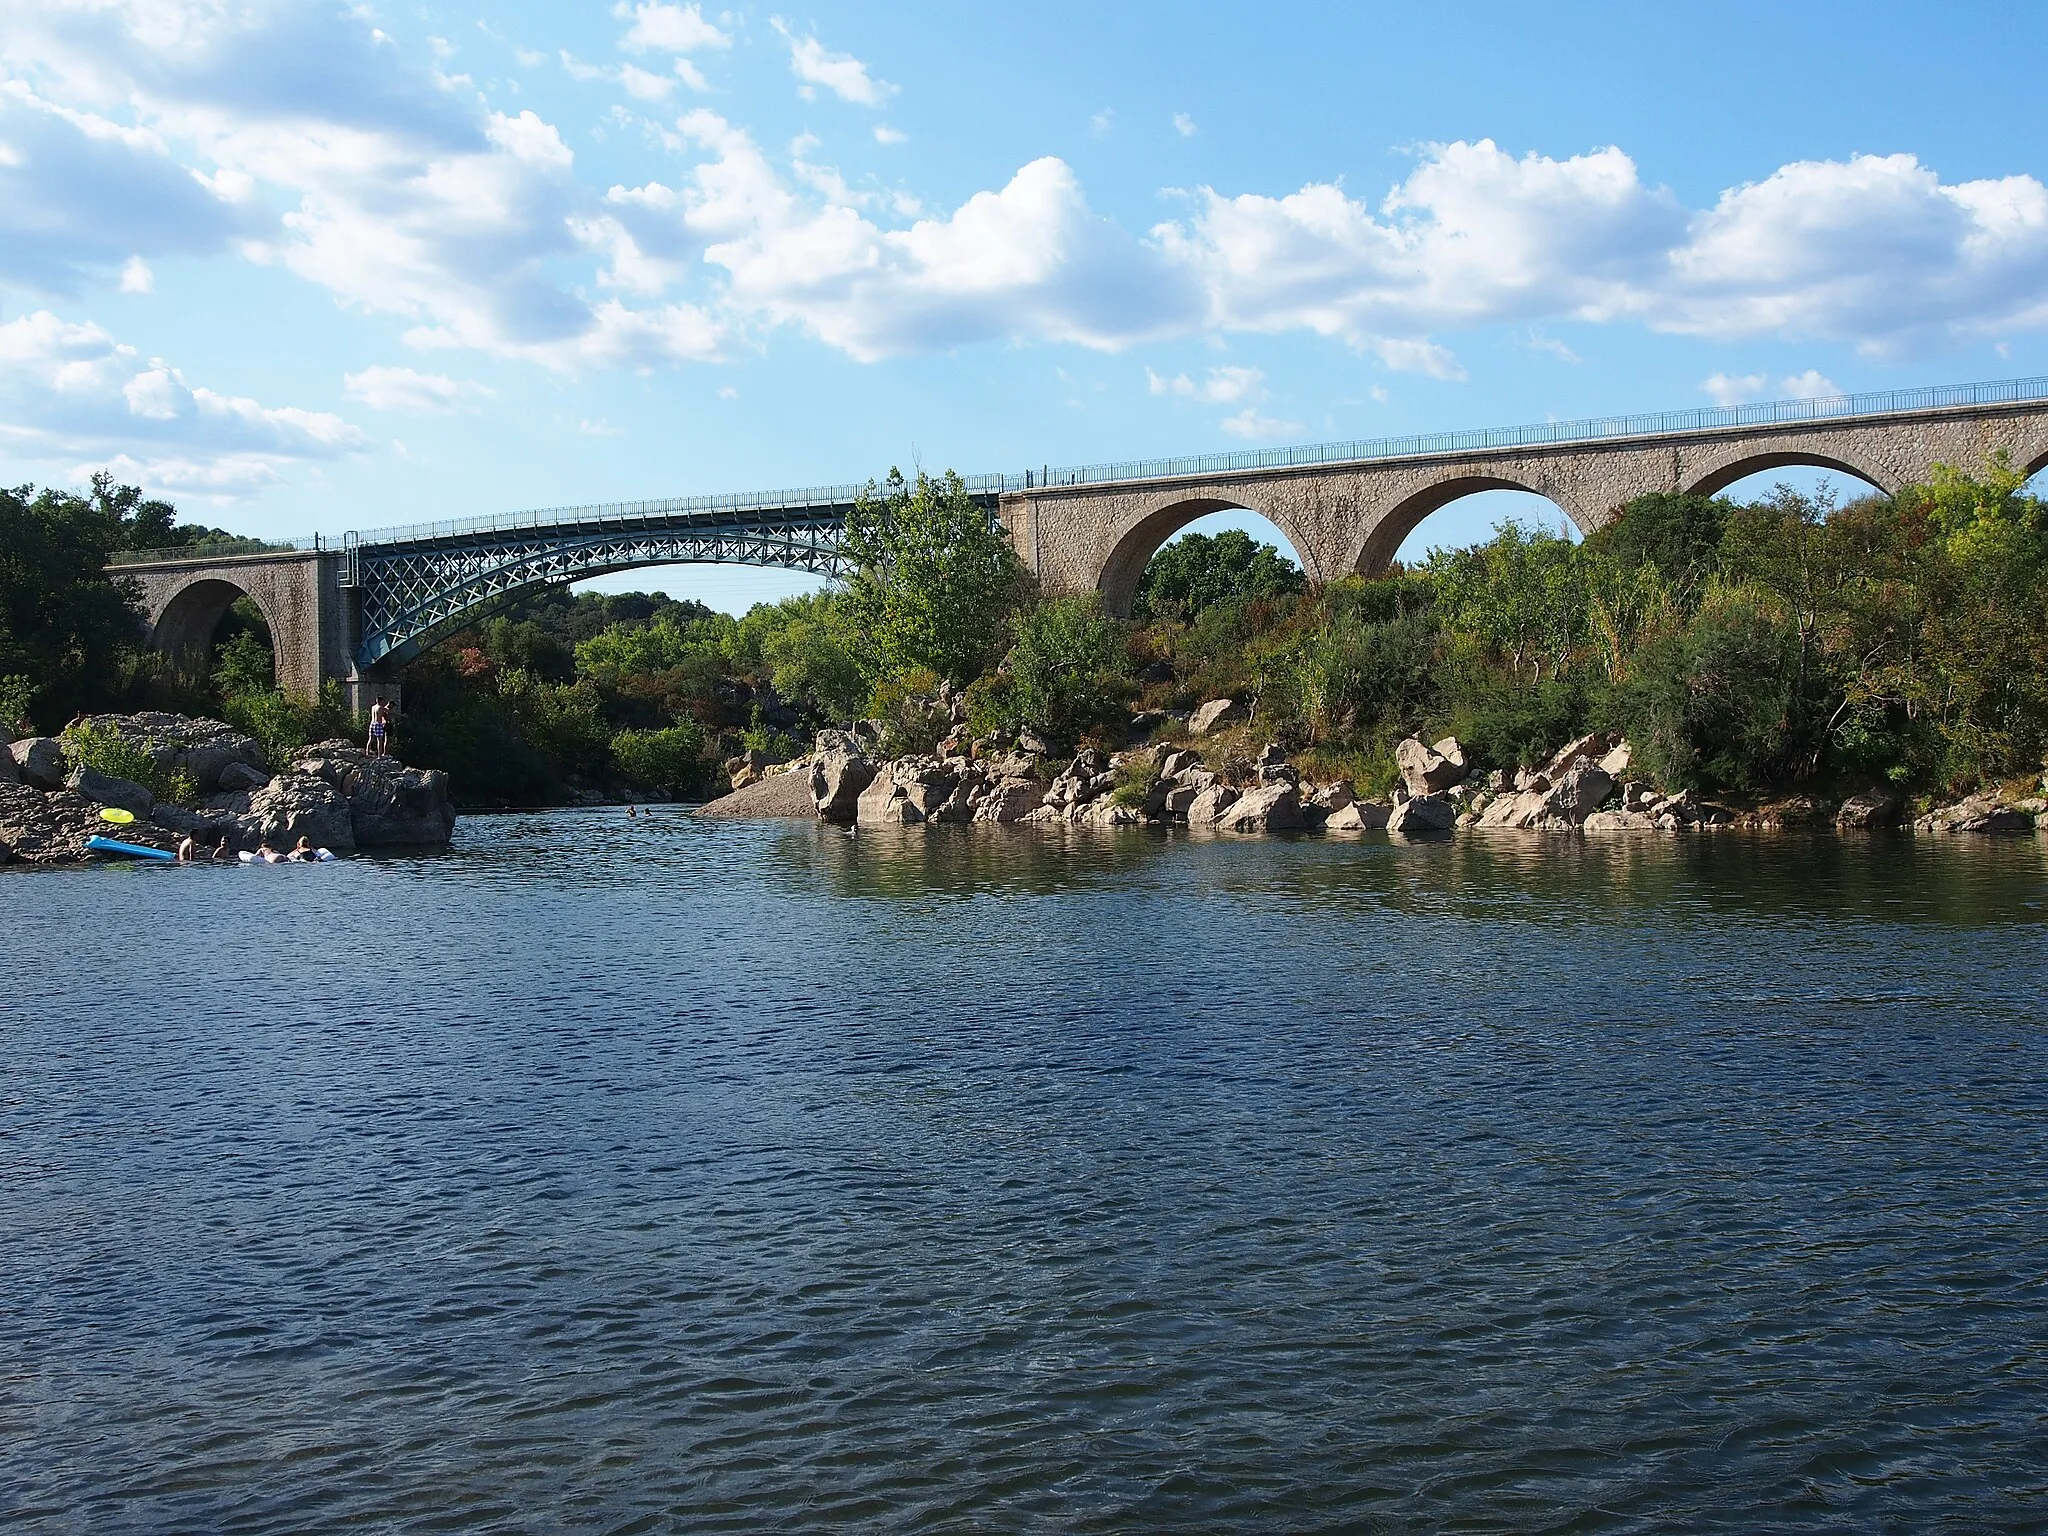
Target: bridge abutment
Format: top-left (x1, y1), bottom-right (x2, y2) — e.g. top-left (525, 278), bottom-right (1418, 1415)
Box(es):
top-left (119, 549), bottom-right (360, 705)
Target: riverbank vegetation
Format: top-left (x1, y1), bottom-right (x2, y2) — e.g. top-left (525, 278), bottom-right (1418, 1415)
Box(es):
top-left (5, 459), bottom-right (2043, 807)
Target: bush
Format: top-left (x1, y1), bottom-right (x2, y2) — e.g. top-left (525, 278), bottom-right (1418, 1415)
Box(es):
top-left (969, 596), bottom-right (1133, 751)
top-left (610, 721), bottom-right (709, 796)
top-left (59, 718), bottom-right (160, 790)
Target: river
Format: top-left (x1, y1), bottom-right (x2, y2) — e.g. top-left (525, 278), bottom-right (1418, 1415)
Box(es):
top-left (4, 813), bottom-right (2046, 1532)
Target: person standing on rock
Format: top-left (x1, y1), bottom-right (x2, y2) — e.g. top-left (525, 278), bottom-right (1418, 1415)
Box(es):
top-left (367, 700), bottom-right (390, 758)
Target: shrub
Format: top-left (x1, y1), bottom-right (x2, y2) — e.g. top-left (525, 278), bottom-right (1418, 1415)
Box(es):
top-left (610, 721), bottom-right (710, 796)
top-left (59, 718), bottom-right (161, 790)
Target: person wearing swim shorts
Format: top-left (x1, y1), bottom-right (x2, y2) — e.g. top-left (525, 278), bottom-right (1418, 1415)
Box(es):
top-left (367, 700), bottom-right (389, 758)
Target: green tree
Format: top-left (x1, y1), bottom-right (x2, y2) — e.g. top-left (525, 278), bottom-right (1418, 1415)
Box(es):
top-left (840, 469), bottom-right (1024, 689)
top-left (966, 595), bottom-right (1131, 749)
top-left (0, 482), bottom-right (143, 726)
top-left (610, 721), bottom-right (709, 795)
top-left (1135, 528), bottom-right (1304, 621)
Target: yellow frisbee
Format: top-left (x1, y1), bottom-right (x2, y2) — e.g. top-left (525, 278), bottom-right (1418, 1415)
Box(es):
top-left (98, 807), bottom-right (136, 825)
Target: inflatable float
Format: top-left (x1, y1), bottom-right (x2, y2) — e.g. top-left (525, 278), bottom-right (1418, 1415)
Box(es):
top-left (238, 849), bottom-right (339, 863)
top-left (85, 835), bottom-right (176, 862)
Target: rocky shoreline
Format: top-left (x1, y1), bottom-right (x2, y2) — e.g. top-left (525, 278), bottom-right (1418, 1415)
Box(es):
top-left (698, 705), bottom-right (2047, 840)
top-left (1, 713), bottom-right (456, 865)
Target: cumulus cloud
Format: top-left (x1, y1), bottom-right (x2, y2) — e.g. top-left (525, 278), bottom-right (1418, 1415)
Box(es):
top-left (771, 20), bottom-right (896, 106)
top-left (344, 365), bottom-right (494, 413)
top-left (3, 2), bottom-right (722, 369)
top-left (616, 3), bottom-right (731, 55)
top-left (1172, 112), bottom-right (1197, 138)
top-left (1220, 406), bottom-right (1304, 440)
top-left (0, 81), bottom-right (253, 293)
top-left (118, 255), bottom-right (153, 294)
top-left (1701, 368), bottom-right (1844, 407)
top-left (8, 2), bottom-right (2048, 388)
top-left (1148, 364), bottom-right (1265, 403)
top-left (0, 310), bottom-right (364, 492)
top-left (605, 114), bottom-right (1198, 359)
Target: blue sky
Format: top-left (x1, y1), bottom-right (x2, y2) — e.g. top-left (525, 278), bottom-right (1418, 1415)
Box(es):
top-left (5, 2), bottom-right (2047, 610)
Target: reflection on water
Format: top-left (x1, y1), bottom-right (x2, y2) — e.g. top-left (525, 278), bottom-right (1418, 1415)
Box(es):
top-left (3, 812), bottom-right (2045, 1532)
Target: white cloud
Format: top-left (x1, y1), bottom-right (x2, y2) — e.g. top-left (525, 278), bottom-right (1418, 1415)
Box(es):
top-left (343, 365), bottom-right (494, 413)
top-left (1701, 371), bottom-right (1768, 406)
top-left (1220, 406), bottom-right (1304, 440)
top-left (1779, 368), bottom-right (1842, 399)
top-left (618, 64), bottom-right (675, 101)
top-left (1147, 364), bottom-right (1265, 403)
top-left (0, 310), bottom-right (364, 493)
top-left (873, 124), bottom-right (906, 145)
top-left (3, 4), bottom-right (722, 369)
top-left (673, 58), bottom-right (710, 91)
top-left (1090, 108), bottom-right (1114, 138)
top-left (1701, 368), bottom-right (1843, 407)
top-left (771, 20), bottom-right (897, 107)
top-left (635, 116), bottom-right (1198, 359)
top-left (118, 255), bottom-right (152, 294)
top-left (616, 3), bottom-right (731, 54)
top-left (577, 417), bottom-right (625, 436)
top-left (1522, 328), bottom-right (1580, 363)
top-left (1173, 112), bottom-right (1197, 138)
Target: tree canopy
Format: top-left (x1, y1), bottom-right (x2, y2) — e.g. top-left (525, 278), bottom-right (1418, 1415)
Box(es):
top-left (1134, 527), bottom-right (1305, 621)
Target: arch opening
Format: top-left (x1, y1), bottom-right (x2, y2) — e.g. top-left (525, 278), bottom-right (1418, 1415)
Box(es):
top-left (152, 578), bottom-right (278, 688)
top-left (1685, 451), bottom-right (1887, 501)
top-left (1359, 477), bottom-right (1578, 578)
top-left (1097, 498), bottom-right (1304, 619)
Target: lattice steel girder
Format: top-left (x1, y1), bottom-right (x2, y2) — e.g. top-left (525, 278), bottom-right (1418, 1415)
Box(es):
top-left (355, 522), bottom-right (850, 667)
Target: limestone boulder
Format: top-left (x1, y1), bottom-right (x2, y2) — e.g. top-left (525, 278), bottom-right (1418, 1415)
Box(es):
top-left (1836, 790), bottom-right (1903, 829)
top-left (1598, 740), bottom-right (1634, 778)
top-left (1186, 784), bottom-right (1240, 825)
top-left (65, 765), bottom-right (155, 819)
top-left (349, 764), bottom-right (456, 846)
top-left (0, 783), bottom-right (101, 863)
top-left (216, 760), bottom-right (270, 794)
top-left (976, 778), bottom-right (1046, 823)
top-left (1396, 736), bottom-right (1468, 796)
top-left (0, 746), bottom-right (17, 786)
top-left (1324, 800), bottom-right (1390, 832)
top-left (1311, 780), bottom-right (1357, 813)
top-left (1544, 765), bottom-right (1615, 825)
top-left (10, 737), bottom-right (66, 791)
top-left (1543, 732), bottom-right (1614, 778)
top-left (1387, 793), bottom-right (1456, 834)
top-left (1157, 748), bottom-right (1201, 779)
top-left (1915, 797), bottom-right (2035, 835)
top-left (810, 748), bottom-right (876, 823)
top-left (250, 774), bottom-right (357, 855)
top-left (81, 712), bottom-right (267, 792)
top-left (1477, 789), bottom-right (1548, 829)
top-left (1189, 698), bottom-right (1243, 736)
top-left (1215, 783), bottom-right (1304, 832)
top-left (1582, 808), bottom-right (1658, 833)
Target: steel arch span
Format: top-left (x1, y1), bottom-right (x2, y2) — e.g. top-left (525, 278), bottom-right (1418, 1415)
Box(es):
top-left (352, 519), bottom-right (854, 666)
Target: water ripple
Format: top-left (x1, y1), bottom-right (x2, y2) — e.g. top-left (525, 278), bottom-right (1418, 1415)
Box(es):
top-left (3, 815), bottom-right (2046, 1531)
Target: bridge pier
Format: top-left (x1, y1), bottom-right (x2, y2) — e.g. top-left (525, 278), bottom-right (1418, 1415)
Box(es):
top-left (118, 549), bottom-right (359, 706)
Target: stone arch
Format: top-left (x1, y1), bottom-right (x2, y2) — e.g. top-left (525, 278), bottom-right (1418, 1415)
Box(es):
top-left (1094, 495), bottom-right (1303, 618)
top-left (1684, 449), bottom-right (1893, 500)
top-left (149, 575), bottom-right (282, 680)
top-left (1351, 474), bottom-right (1578, 577)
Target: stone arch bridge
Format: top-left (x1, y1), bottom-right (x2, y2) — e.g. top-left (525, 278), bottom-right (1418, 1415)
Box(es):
top-left (113, 376), bottom-right (2048, 704)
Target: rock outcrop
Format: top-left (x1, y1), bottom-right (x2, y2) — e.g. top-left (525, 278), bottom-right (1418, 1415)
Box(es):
top-left (10, 737), bottom-right (66, 791)
top-left (694, 766), bottom-right (820, 818)
top-left (0, 783), bottom-right (103, 863)
top-left (66, 765), bottom-right (155, 819)
top-left (810, 736), bottom-right (877, 823)
top-left (1914, 795), bottom-right (2037, 834)
top-left (1189, 698), bottom-right (1243, 735)
top-left (82, 713), bottom-right (268, 793)
top-left (1836, 790), bottom-right (1904, 829)
top-left (1387, 793), bottom-right (1456, 834)
top-left (251, 775), bottom-right (357, 855)
top-left (1215, 783), bottom-right (1304, 832)
top-left (1396, 736), bottom-right (1469, 796)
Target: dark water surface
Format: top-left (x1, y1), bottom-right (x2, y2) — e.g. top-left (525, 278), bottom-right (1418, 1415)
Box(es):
top-left (4, 814), bottom-right (2047, 1532)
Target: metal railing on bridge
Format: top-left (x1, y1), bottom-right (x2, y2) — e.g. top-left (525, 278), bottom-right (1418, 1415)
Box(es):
top-left (337, 372), bottom-right (2048, 551)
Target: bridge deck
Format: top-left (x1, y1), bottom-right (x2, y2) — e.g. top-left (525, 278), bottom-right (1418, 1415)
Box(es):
top-left (345, 373), bottom-right (2048, 551)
